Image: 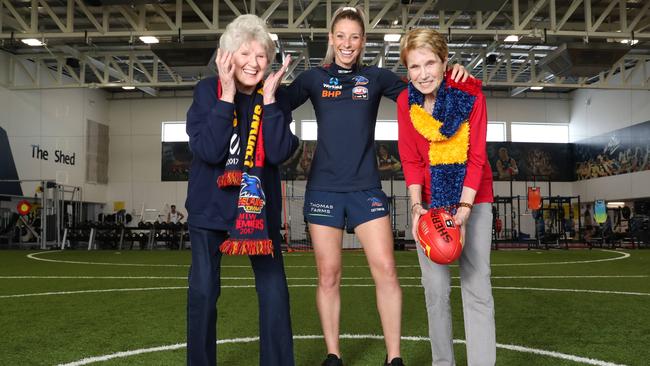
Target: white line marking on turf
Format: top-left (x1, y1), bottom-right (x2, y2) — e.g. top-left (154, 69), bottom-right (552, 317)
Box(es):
top-left (3, 284), bottom-right (650, 299)
top-left (26, 249), bottom-right (631, 268)
top-left (487, 250), bottom-right (631, 267)
top-left (2, 275), bottom-right (647, 280)
top-left (26, 251), bottom-right (188, 267)
top-left (0, 287), bottom-right (188, 298)
top-left (488, 286), bottom-right (650, 297)
top-left (0, 276), bottom-right (189, 279)
top-left (56, 334), bottom-right (627, 366)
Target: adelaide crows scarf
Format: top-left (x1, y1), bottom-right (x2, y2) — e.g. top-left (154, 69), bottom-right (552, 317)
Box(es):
top-left (216, 79), bottom-right (273, 256)
top-left (408, 74), bottom-right (481, 213)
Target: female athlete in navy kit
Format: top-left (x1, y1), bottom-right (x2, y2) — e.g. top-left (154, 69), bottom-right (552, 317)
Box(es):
top-left (286, 6), bottom-right (470, 366)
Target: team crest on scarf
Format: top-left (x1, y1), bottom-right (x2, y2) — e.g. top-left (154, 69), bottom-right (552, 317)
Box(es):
top-left (408, 73), bottom-right (482, 212)
top-left (238, 173), bottom-right (265, 214)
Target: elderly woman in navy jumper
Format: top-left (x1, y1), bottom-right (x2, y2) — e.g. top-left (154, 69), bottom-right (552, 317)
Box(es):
top-left (185, 14), bottom-right (297, 366)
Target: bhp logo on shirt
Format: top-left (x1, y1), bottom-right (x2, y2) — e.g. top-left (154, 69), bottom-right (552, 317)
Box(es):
top-left (322, 90), bottom-right (342, 98)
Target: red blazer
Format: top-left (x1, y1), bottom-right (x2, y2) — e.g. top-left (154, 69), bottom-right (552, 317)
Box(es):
top-left (397, 83), bottom-right (493, 206)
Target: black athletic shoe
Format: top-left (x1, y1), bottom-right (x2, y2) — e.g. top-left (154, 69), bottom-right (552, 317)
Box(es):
top-left (322, 353), bottom-right (343, 366)
top-left (384, 356), bottom-right (405, 366)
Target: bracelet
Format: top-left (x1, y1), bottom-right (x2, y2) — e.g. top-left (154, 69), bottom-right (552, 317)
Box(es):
top-left (458, 202), bottom-right (473, 210)
top-left (411, 202), bottom-right (423, 211)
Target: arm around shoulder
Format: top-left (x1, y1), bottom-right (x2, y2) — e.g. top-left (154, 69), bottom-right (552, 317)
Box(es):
top-left (262, 88), bottom-right (299, 165)
top-left (397, 90), bottom-right (427, 187)
top-left (463, 93), bottom-right (488, 190)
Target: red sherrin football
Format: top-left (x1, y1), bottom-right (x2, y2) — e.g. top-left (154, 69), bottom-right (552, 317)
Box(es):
top-left (417, 209), bottom-right (463, 264)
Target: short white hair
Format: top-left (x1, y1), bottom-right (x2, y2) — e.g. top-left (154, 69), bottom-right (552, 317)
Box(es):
top-left (219, 14), bottom-right (276, 63)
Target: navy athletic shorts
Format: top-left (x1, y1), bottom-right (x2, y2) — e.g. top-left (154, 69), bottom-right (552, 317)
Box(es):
top-left (303, 188), bottom-right (390, 232)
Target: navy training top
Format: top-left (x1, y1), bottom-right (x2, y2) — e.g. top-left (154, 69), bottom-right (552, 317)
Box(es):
top-left (286, 63), bottom-right (406, 192)
top-left (185, 77), bottom-right (298, 233)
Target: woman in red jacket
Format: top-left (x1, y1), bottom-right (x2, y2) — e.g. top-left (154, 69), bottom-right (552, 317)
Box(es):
top-left (397, 29), bottom-right (495, 366)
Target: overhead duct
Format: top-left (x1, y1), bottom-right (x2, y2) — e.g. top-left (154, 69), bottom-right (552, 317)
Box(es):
top-left (84, 0), bottom-right (169, 5)
top-left (151, 41), bottom-right (216, 77)
top-left (539, 43), bottom-right (630, 77)
top-left (433, 0), bottom-right (507, 11)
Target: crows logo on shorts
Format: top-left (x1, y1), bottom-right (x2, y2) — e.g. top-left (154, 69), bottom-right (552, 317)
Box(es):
top-left (368, 197), bottom-right (385, 213)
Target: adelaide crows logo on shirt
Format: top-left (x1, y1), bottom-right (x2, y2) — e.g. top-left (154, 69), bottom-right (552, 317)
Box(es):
top-left (322, 77), bottom-right (343, 98)
top-left (352, 75), bottom-right (369, 86)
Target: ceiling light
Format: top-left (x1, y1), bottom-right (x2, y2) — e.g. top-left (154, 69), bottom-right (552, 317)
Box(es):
top-left (384, 34), bottom-right (401, 42)
top-left (139, 36), bottom-right (159, 44)
top-left (619, 39), bottom-right (639, 45)
top-left (22, 38), bottom-right (44, 46)
top-left (504, 35), bottom-right (519, 42)
top-left (392, 19), bottom-right (399, 26)
top-left (530, 86), bottom-right (544, 91)
top-left (606, 201), bottom-right (625, 208)
top-left (122, 86), bottom-right (136, 90)
top-left (269, 33), bottom-right (278, 41)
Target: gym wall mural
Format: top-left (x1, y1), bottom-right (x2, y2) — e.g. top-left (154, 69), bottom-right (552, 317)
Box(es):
top-left (161, 140), bottom-right (573, 182)
top-left (488, 142), bottom-right (576, 182)
top-left (0, 127), bottom-right (23, 197)
top-left (280, 141), bottom-right (404, 181)
top-left (161, 121), bottom-right (650, 182)
top-left (574, 120), bottom-right (650, 180)
top-left (161, 142), bottom-right (193, 181)
top-left (161, 141), bottom-right (405, 182)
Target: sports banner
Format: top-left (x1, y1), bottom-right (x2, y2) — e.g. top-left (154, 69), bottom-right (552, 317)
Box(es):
top-left (574, 120), bottom-right (650, 180)
top-left (487, 142), bottom-right (575, 182)
top-left (163, 119), bottom-right (650, 183)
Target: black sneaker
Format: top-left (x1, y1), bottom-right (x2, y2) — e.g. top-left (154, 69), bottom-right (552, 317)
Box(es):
top-left (322, 354), bottom-right (343, 366)
top-left (384, 356), bottom-right (405, 366)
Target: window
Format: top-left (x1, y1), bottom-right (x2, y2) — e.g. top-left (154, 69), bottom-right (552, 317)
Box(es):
top-left (301, 120), bottom-right (318, 140)
top-left (487, 122), bottom-right (506, 142)
top-left (300, 120), bottom-right (398, 141)
top-left (162, 122), bottom-right (189, 142)
top-left (162, 120), bottom-right (295, 141)
top-left (511, 122), bottom-right (569, 143)
top-left (375, 120), bottom-right (398, 141)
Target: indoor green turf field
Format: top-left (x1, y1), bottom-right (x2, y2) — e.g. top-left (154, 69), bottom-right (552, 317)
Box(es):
top-left (1, 249), bottom-right (648, 366)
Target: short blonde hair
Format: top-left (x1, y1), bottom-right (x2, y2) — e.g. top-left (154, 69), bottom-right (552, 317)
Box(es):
top-left (219, 14), bottom-right (276, 63)
top-left (322, 6), bottom-right (366, 66)
top-left (399, 28), bottom-right (448, 67)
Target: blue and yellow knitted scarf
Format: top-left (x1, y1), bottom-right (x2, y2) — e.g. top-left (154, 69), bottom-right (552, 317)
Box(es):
top-left (408, 75), bottom-right (481, 212)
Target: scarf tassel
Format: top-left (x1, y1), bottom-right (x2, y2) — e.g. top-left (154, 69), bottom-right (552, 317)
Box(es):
top-left (219, 238), bottom-right (274, 256)
top-left (217, 170), bottom-right (243, 188)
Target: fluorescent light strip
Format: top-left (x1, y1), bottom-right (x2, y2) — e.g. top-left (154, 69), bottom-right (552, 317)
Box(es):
top-left (139, 36), bottom-right (159, 44)
top-left (22, 38), bottom-right (44, 46)
top-left (384, 34), bottom-right (401, 42)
